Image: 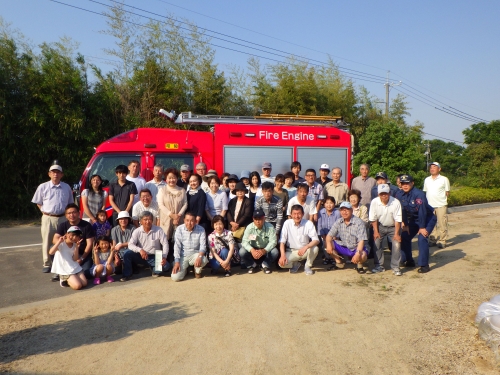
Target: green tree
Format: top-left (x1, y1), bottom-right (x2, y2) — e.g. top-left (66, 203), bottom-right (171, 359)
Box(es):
top-left (463, 120), bottom-right (500, 151)
top-left (353, 120), bottom-right (426, 186)
top-left (463, 143), bottom-right (500, 188)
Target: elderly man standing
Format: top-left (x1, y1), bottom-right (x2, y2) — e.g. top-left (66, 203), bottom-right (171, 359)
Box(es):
top-left (351, 164), bottom-right (376, 208)
top-left (423, 162), bottom-right (450, 249)
top-left (132, 189), bottom-right (160, 227)
top-left (316, 164), bottom-right (332, 187)
top-left (323, 167), bottom-right (349, 207)
top-left (171, 212), bottom-right (208, 281)
top-left (278, 205), bottom-right (320, 275)
top-left (369, 184), bottom-right (403, 276)
top-left (261, 162), bottom-right (275, 184)
top-left (177, 164), bottom-right (191, 190)
top-left (195, 162), bottom-right (210, 193)
top-left (240, 209), bottom-right (278, 274)
top-left (32, 163), bottom-right (74, 273)
top-left (120, 211), bottom-right (170, 281)
top-left (396, 174), bottom-right (437, 273)
top-left (325, 202), bottom-right (369, 273)
top-left (145, 164), bottom-right (166, 201)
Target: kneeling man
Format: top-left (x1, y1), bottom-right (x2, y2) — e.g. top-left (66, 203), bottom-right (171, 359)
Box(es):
top-left (278, 205), bottom-right (320, 275)
top-left (121, 211), bottom-right (170, 281)
top-left (171, 212), bottom-right (208, 281)
top-left (240, 209), bottom-right (278, 274)
top-left (325, 202), bottom-right (368, 273)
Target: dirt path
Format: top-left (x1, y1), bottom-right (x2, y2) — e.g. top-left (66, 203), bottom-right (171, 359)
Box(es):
top-left (1, 207), bottom-right (500, 374)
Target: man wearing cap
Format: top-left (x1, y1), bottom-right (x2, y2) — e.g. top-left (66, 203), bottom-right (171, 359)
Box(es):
top-left (369, 184), bottom-right (403, 276)
top-left (53, 203), bottom-right (95, 279)
top-left (240, 208), bottom-right (278, 274)
top-left (261, 162), bottom-right (275, 184)
top-left (316, 164), bottom-right (332, 187)
top-left (351, 164), bottom-right (376, 208)
top-left (132, 189), bottom-right (160, 227)
top-left (278, 205), bottom-right (320, 275)
top-left (325, 202), bottom-right (369, 273)
top-left (176, 164), bottom-right (191, 190)
top-left (322, 167), bottom-right (349, 207)
top-left (171, 212), bottom-right (208, 281)
top-left (423, 162), bottom-right (450, 249)
top-left (396, 174), bottom-right (437, 273)
top-left (145, 164), bottom-right (166, 202)
top-left (32, 163), bottom-right (74, 273)
top-left (370, 172), bottom-right (399, 200)
top-left (111, 211), bottom-right (135, 271)
top-left (120, 211), bottom-right (170, 281)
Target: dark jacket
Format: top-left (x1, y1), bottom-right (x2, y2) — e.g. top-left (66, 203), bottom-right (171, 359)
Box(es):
top-left (227, 196), bottom-right (254, 229)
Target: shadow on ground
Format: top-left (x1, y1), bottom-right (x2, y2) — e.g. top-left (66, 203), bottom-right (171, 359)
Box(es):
top-left (446, 233), bottom-right (481, 247)
top-left (0, 302), bottom-right (195, 364)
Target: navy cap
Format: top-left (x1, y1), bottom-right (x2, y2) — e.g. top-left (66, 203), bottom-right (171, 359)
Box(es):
top-left (399, 174), bottom-right (414, 183)
top-left (375, 172), bottom-right (388, 180)
top-left (253, 208), bottom-right (265, 218)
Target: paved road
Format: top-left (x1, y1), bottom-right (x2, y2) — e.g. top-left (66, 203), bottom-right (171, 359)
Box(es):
top-left (0, 225), bottom-right (152, 309)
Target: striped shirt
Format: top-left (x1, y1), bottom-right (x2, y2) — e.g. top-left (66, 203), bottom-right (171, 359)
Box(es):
top-left (31, 181), bottom-right (74, 215)
top-left (317, 208), bottom-right (341, 236)
top-left (255, 195), bottom-right (284, 233)
top-left (327, 215), bottom-right (368, 249)
top-left (174, 224), bottom-right (207, 261)
top-left (307, 182), bottom-right (323, 204)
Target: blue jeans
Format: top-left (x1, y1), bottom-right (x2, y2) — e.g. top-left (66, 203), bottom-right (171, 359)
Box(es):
top-left (122, 250), bottom-right (171, 277)
top-left (401, 223), bottom-right (430, 267)
top-left (209, 248), bottom-right (230, 270)
top-left (239, 247), bottom-right (279, 269)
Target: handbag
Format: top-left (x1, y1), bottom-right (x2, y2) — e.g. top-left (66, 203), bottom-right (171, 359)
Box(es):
top-left (232, 226), bottom-right (245, 240)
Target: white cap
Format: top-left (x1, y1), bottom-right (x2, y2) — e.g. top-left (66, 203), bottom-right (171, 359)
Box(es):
top-left (320, 164), bottom-right (330, 171)
top-left (116, 211), bottom-right (131, 221)
top-left (378, 184), bottom-right (390, 194)
top-left (49, 165), bottom-right (62, 172)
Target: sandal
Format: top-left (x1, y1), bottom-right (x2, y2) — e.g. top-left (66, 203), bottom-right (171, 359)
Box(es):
top-left (93, 278), bottom-right (101, 285)
top-left (356, 265), bottom-right (366, 274)
top-left (328, 262), bottom-right (345, 271)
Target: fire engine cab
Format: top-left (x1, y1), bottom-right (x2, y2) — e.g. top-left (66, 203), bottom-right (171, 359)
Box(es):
top-left (77, 111), bottom-right (353, 216)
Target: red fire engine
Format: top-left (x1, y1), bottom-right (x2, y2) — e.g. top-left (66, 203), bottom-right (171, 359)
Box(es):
top-left (77, 111), bottom-right (353, 216)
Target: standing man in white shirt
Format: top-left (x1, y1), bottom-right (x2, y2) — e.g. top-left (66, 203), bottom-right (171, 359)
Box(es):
top-left (423, 162), bottom-right (450, 249)
top-left (126, 160), bottom-right (146, 205)
top-left (278, 205), bottom-right (320, 275)
top-left (145, 164), bottom-right (166, 201)
top-left (369, 184), bottom-right (403, 276)
top-left (32, 163), bottom-right (74, 273)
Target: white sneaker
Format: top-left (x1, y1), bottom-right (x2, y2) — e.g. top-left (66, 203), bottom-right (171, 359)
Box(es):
top-left (289, 262), bottom-right (301, 273)
top-left (393, 269), bottom-right (402, 276)
top-left (371, 266), bottom-right (385, 273)
top-left (304, 265), bottom-right (314, 276)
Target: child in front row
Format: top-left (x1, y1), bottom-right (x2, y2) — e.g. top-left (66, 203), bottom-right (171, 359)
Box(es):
top-left (49, 226), bottom-right (88, 289)
top-left (91, 236), bottom-right (115, 285)
top-left (92, 210), bottom-right (111, 237)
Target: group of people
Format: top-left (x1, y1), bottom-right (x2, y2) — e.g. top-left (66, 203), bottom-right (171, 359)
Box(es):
top-left (32, 158), bottom-right (450, 289)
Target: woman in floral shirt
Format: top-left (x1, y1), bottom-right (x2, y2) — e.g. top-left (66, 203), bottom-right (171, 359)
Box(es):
top-left (208, 215), bottom-right (239, 277)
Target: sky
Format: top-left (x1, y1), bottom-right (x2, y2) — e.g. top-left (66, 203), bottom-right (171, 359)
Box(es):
top-left (2, 0), bottom-right (499, 145)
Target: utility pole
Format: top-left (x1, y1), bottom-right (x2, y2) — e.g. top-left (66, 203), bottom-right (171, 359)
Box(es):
top-left (424, 141), bottom-right (431, 170)
top-left (384, 71), bottom-right (402, 117)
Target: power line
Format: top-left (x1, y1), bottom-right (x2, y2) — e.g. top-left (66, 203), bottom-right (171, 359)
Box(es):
top-left (154, 0), bottom-right (389, 72)
top-left (422, 132), bottom-right (465, 145)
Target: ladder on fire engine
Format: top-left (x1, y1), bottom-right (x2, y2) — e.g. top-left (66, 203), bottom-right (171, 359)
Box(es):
top-left (159, 109), bottom-right (347, 128)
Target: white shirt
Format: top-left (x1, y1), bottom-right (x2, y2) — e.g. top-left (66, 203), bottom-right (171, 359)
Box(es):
top-left (126, 175), bottom-right (147, 204)
top-left (423, 174), bottom-right (450, 208)
top-left (260, 175), bottom-right (275, 184)
top-left (369, 196), bottom-right (402, 227)
top-left (280, 218), bottom-right (319, 250)
top-left (145, 179), bottom-right (166, 202)
top-left (286, 196), bottom-right (317, 219)
top-left (132, 200), bottom-right (160, 221)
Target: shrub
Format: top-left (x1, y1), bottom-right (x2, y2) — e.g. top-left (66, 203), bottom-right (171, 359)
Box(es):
top-left (448, 188), bottom-right (500, 207)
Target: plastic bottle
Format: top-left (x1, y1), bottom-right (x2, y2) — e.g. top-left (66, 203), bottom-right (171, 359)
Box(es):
top-left (478, 314), bottom-right (500, 363)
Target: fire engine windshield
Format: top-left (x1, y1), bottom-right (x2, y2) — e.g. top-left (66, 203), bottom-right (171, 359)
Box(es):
top-left (154, 154), bottom-right (194, 173)
top-left (87, 153), bottom-right (141, 187)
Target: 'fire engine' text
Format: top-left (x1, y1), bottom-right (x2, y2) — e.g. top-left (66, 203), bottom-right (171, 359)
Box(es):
top-left (259, 131), bottom-right (314, 141)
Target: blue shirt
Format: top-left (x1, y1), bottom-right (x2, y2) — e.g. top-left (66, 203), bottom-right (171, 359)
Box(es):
top-left (174, 224), bottom-right (207, 261)
top-left (370, 183), bottom-right (399, 200)
top-left (317, 208), bottom-right (341, 236)
top-left (395, 187), bottom-right (436, 232)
